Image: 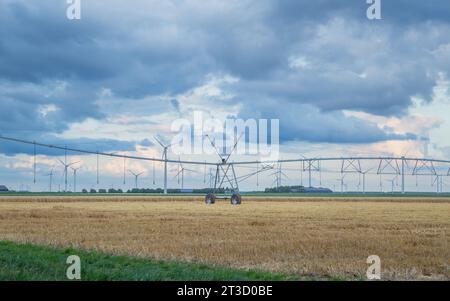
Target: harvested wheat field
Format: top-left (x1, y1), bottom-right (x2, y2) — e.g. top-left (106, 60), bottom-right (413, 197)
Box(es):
top-left (0, 196), bottom-right (449, 280)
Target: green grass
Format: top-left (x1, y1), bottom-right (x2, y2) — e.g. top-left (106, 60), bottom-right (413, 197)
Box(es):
top-left (0, 241), bottom-right (298, 281)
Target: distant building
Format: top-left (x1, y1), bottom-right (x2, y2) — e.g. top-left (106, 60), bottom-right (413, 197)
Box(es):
top-left (0, 185), bottom-right (9, 192)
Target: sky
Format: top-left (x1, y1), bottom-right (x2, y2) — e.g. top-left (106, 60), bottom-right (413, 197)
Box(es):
top-left (1, 0), bottom-right (450, 192)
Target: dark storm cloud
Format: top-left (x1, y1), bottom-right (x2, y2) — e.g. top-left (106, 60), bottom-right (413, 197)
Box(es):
top-left (268, 0), bottom-right (450, 24)
top-left (0, 135), bottom-right (139, 157)
top-left (0, 80), bottom-right (105, 134)
top-left (0, 1), bottom-right (117, 82)
top-left (0, 0), bottom-right (449, 150)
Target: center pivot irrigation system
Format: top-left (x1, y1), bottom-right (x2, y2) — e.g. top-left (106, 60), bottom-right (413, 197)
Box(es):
top-left (1, 135), bottom-right (450, 205)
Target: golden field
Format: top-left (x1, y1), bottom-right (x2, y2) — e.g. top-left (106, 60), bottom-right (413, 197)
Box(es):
top-left (0, 195), bottom-right (449, 280)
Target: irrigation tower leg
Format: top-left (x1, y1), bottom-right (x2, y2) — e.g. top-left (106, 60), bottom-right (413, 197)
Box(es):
top-left (401, 157), bottom-right (405, 194)
top-left (436, 175), bottom-right (440, 194)
top-left (308, 160), bottom-right (312, 188)
top-left (64, 147), bottom-right (68, 192)
top-left (213, 165), bottom-right (220, 193)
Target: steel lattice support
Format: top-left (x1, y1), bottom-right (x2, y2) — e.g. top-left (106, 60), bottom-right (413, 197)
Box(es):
top-left (213, 163), bottom-right (240, 194)
top-left (341, 159), bottom-right (362, 174)
top-left (303, 159), bottom-right (320, 188)
top-left (377, 158), bottom-right (401, 175)
top-left (412, 160), bottom-right (437, 176)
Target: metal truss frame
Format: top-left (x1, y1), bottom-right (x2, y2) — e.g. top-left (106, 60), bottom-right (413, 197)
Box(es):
top-left (412, 160), bottom-right (437, 176)
top-left (377, 158), bottom-right (401, 175)
top-left (341, 159), bottom-right (362, 174)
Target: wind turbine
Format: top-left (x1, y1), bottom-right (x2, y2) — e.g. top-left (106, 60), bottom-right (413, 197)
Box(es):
top-left (359, 167), bottom-right (375, 194)
top-left (70, 165), bottom-right (82, 193)
top-left (386, 176), bottom-right (398, 193)
top-left (269, 163), bottom-right (288, 191)
top-left (337, 173), bottom-right (347, 193)
top-left (129, 170), bottom-right (144, 189)
top-left (432, 175), bottom-right (443, 194)
top-left (58, 158), bottom-right (80, 192)
top-left (45, 168), bottom-right (54, 192)
top-left (154, 136), bottom-right (173, 194)
top-left (207, 168), bottom-right (215, 188)
top-left (174, 160), bottom-right (197, 190)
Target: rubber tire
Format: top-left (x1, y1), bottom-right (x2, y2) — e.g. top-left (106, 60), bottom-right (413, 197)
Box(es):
top-left (205, 193), bottom-right (216, 204)
top-left (231, 193), bottom-right (242, 205)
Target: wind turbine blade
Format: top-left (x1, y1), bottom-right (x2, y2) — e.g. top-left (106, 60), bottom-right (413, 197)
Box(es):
top-left (68, 161), bottom-right (81, 167)
top-left (281, 171), bottom-right (289, 179)
top-left (57, 159), bottom-right (65, 166)
top-left (153, 136), bottom-right (165, 148)
top-left (432, 176), bottom-right (438, 185)
top-left (173, 169), bottom-right (182, 179)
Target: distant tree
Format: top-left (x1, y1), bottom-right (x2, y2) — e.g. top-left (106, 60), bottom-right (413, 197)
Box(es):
top-left (82, 189), bottom-right (88, 193)
top-left (265, 185), bottom-right (305, 193)
top-left (98, 189), bottom-right (107, 194)
top-left (90, 189), bottom-right (97, 193)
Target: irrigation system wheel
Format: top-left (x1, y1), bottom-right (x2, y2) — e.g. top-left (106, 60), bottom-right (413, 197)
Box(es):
top-left (231, 193), bottom-right (242, 205)
top-left (205, 193), bottom-right (216, 204)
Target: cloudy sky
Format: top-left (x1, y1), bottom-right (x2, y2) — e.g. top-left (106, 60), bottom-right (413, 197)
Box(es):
top-left (1, 0), bottom-right (450, 192)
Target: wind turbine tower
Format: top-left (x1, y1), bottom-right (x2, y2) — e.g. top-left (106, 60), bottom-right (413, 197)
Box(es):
top-left (71, 166), bottom-right (82, 193)
top-left (174, 161), bottom-right (197, 190)
top-left (154, 136), bottom-right (172, 194)
top-left (129, 170), bottom-right (144, 189)
top-left (45, 168), bottom-right (54, 192)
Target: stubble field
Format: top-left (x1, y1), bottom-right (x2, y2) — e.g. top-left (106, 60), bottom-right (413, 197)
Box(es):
top-left (0, 195), bottom-right (449, 280)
